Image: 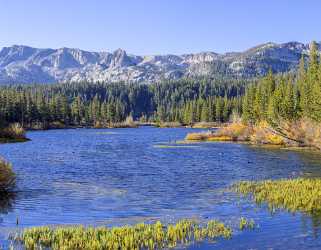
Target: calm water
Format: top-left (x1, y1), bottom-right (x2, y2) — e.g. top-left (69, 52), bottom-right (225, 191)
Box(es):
top-left (1, 127), bottom-right (321, 249)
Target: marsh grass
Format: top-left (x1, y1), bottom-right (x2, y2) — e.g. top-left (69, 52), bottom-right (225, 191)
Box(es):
top-left (0, 159), bottom-right (16, 192)
top-left (16, 219), bottom-right (233, 250)
top-left (234, 178), bottom-right (321, 215)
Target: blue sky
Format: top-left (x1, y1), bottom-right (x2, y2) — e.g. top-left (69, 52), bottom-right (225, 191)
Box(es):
top-left (1, 0), bottom-right (320, 54)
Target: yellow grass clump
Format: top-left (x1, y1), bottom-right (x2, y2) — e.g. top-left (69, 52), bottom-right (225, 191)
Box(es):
top-left (16, 219), bottom-right (233, 250)
top-left (234, 178), bottom-right (321, 214)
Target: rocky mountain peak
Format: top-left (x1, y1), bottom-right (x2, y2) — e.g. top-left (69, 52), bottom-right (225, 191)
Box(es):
top-left (0, 41), bottom-right (319, 84)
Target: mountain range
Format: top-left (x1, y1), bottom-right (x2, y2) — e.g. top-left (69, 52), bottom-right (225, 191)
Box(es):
top-left (0, 41), bottom-right (319, 84)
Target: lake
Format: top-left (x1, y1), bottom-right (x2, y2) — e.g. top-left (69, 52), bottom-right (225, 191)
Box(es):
top-left (1, 127), bottom-right (321, 249)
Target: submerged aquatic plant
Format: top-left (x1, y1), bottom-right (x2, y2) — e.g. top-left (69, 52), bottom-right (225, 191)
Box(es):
top-left (234, 178), bottom-right (321, 215)
top-left (16, 219), bottom-right (233, 250)
top-left (239, 217), bottom-right (255, 230)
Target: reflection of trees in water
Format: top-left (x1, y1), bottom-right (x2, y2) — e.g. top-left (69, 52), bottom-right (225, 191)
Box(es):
top-left (301, 212), bottom-right (321, 238)
top-left (0, 192), bottom-right (16, 214)
top-left (311, 212), bottom-right (321, 238)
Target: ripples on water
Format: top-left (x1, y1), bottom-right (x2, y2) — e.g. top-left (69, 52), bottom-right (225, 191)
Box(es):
top-left (0, 127), bottom-right (321, 249)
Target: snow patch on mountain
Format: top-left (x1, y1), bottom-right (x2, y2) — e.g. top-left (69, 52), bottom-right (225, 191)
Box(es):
top-left (0, 41), bottom-right (319, 84)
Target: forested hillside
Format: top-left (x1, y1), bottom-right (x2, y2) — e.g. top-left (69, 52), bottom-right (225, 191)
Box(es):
top-left (0, 78), bottom-right (246, 128)
top-left (243, 41), bottom-right (321, 124)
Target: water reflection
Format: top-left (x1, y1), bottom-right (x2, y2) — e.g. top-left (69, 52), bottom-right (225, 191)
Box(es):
top-left (310, 212), bottom-right (321, 237)
top-left (0, 192), bottom-right (15, 214)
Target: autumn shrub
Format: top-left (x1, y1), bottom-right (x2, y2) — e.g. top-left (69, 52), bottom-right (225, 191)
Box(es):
top-left (299, 119), bottom-right (321, 149)
top-left (250, 121), bottom-right (285, 145)
top-left (215, 122), bottom-right (251, 141)
top-left (270, 118), bottom-right (321, 149)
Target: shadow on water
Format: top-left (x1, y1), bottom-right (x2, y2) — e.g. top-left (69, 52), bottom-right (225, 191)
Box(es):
top-left (0, 192), bottom-right (16, 215)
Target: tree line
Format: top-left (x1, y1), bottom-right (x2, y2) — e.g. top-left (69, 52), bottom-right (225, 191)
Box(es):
top-left (0, 78), bottom-right (246, 128)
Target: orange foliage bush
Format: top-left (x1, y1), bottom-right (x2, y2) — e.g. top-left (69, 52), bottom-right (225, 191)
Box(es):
top-left (250, 121), bottom-right (285, 145)
top-left (276, 118), bottom-right (321, 149)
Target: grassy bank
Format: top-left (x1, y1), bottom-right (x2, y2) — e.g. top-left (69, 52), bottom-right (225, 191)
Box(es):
top-left (0, 159), bottom-right (16, 192)
top-left (15, 219), bottom-right (236, 250)
top-left (234, 178), bottom-right (321, 214)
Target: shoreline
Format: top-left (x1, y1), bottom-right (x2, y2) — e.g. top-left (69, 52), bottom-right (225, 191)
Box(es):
top-left (185, 123), bottom-right (321, 152)
top-left (21, 121), bottom-right (225, 131)
top-left (0, 137), bottom-right (30, 144)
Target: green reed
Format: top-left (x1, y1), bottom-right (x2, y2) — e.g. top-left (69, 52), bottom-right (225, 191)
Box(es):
top-left (15, 219), bottom-right (233, 250)
top-left (234, 178), bottom-right (321, 214)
